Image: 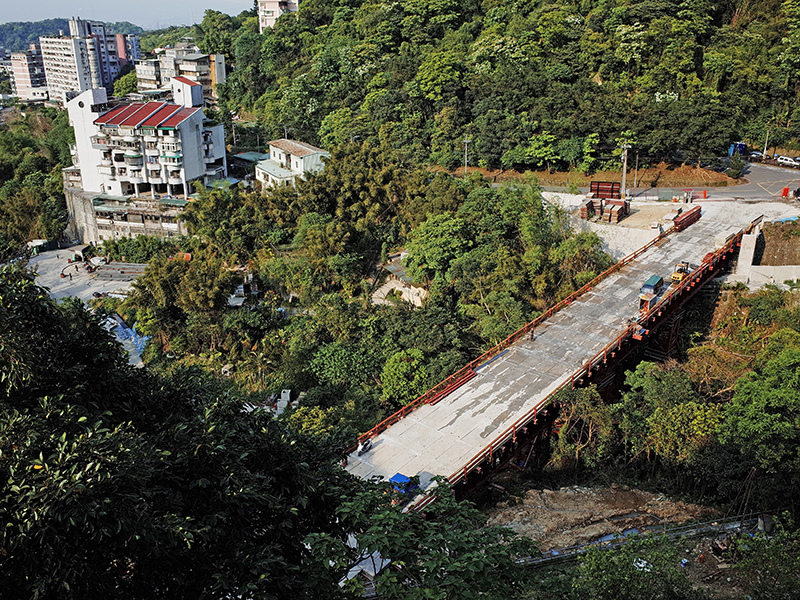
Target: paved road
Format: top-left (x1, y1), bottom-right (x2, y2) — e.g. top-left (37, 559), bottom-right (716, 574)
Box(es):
top-left (345, 200), bottom-right (800, 490)
top-left (542, 161), bottom-right (800, 201)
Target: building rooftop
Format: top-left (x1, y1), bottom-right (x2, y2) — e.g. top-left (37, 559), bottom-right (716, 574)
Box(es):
top-left (140, 104), bottom-right (183, 127)
top-left (181, 53), bottom-right (209, 61)
top-left (234, 151), bottom-right (270, 163)
top-left (94, 101), bottom-right (199, 129)
top-left (268, 138), bottom-right (327, 158)
top-left (158, 106), bottom-right (201, 129)
top-left (255, 159), bottom-right (295, 180)
top-left (172, 75), bottom-right (201, 87)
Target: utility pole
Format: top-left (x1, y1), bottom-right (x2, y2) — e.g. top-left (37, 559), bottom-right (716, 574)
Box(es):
top-left (621, 142), bottom-right (630, 199)
top-left (463, 135), bottom-right (471, 176)
top-left (763, 126), bottom-right (770, 158)
top-left (633, 150), bottom-right (639, 190)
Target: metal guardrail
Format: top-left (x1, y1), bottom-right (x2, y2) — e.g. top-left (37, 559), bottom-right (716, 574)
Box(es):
top-left (518, 512), bottom-right (762, 568)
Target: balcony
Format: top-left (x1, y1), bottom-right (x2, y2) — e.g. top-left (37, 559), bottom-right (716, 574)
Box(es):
top-left (204, 155), bottom-right (218, 164)
top-left (160, 157), bottom-right (183, 168)
top-left (146, 161), bottom-right (161, 170)
top-left (127, 172), bottom-right (144, 184)
top-left (143, 134), bottom-right (158, 142)
top-left (98, 165), bottom-right (115, 176)
top-left (168, 176), bottom-right (183, 185)
top-left (100, 158), bottom-right (112, 167)
top-left (160, 143), bottom-right (182, 153)
top-left (124, 154), bottom-right (143, 166)
top-left (145, 146), bottom-right (159, 156)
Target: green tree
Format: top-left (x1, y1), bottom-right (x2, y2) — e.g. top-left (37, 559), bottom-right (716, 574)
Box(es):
top-left (305, 480), bottom-right (538, 599)
top-left (404, 213), bottom-right (470, 283)
top-left (719, 348), bottom-right (800, 475)
top-left (381, 348), bottom-right (428, 405)
top-left (551, 386), bottom-right (614, 469)
top-left (113, 70), bottom-right (138, 97)
top-left (574, 535), bottom-right (694, 600)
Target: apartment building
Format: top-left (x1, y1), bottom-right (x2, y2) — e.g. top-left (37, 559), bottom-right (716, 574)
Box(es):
top-left (41, 17), bottom-right (139, 105)
top-left (258, 0), bottom-right (300, 32)
top-left (10, 43), bottom-right (48, 102)
top-left (255, 139), bottom-right (328, 187)
top-left (64, 87), bottom-right (227, 244)
top-left (115, 33), bottom-right (141, 68)
top-left (135, 45), bottom-right (225, 103)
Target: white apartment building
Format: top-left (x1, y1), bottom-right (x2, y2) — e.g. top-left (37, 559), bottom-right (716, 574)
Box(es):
top-left (67, 87), bottom-right (227, 197)
top-left (10, 43), bottom-right (48, 102)
top-left (64, 87), bottom-right (228, 244)
top-left (255, 139), bottom-right (329, 187)
top-left (258, 0), bottom-right (300, 32)
top-left (40, 17), bottom-right (135, 105)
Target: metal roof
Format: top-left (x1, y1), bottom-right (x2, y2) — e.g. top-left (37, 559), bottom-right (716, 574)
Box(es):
top-left (268, 138), bottom-right (328, 158)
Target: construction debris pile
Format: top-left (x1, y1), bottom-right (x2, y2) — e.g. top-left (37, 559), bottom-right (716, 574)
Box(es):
top-left (486, 485), bottom-right (712, 552)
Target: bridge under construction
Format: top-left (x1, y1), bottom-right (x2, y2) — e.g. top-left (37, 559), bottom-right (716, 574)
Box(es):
top-left (346, 204), bottom-right (765, 501)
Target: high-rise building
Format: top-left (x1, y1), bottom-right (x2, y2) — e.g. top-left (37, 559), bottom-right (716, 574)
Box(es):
top-left (10, 43), bottom-right (48, 102)
top-left (258, 0), bottom-right (300, 32)
top-left (115, 33), bottom-right (141, 68)
top-left (41, 17), bottom-right (135, 105)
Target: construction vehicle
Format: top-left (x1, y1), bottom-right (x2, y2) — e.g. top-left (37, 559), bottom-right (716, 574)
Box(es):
top-left (640, 275), bottom-right (664, 296)
top-left (639, 293), bottom-right (659, 312)
top-left (671, 261), bottom-right (690, 283)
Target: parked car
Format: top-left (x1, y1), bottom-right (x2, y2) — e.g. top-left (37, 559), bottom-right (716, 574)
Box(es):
top-left (749, 150), bottom-right (763, 160)
top-left (778, 156), bottom-right (800, 168)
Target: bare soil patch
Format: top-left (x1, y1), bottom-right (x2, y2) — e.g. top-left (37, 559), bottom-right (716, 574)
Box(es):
top-left (486, 484), bottom-right (714, 551)
top-left (450, 163), bottom-right (738, 188)
top-left (757, 220), bottom-right (800, 266)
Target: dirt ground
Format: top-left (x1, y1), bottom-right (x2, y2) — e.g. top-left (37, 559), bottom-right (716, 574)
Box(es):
top-left (757, 220), bottom-right (800, 266)
top-left (455, 163), bottom-right (736, 188)
top-left (486, 484), bottom-right (713, 552)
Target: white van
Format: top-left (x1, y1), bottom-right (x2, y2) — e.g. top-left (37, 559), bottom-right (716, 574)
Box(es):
top-left (777, 156), bottom-right (799, 168)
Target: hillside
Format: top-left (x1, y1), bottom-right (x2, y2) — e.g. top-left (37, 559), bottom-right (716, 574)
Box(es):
top-left (0, 19), bottom-right (143, 52)
top-left (196, 0), bottom-right (799, 171)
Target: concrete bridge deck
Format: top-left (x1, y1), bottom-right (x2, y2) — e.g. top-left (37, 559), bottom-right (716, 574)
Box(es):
top-left (346, 204), bottom-right (778, 490)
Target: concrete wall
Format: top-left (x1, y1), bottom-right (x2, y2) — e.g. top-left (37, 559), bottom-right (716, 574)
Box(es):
top-left (66, 89), bottom-right (108, 194)
top-left (64, 187), bottom-right (99, 244)
top-left (733, 227), bottom-right (800, 287)
top-left (179, 112), bottom-right (204, 182)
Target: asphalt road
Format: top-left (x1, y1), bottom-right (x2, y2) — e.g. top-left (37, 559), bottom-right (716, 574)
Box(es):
top-left (541, 161), bottom-right (800, 201)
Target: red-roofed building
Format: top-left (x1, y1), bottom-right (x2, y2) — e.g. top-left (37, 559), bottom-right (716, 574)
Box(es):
top-left (65, 88), bottom-right (228, 243)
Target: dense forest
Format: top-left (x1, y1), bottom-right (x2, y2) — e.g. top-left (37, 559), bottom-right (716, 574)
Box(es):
top-left (0, 19), bottom-right (143, 52)
top-left (3, 0), bottom-right (800, 596)
top-left (180, 0), bottom-right (800, 170)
